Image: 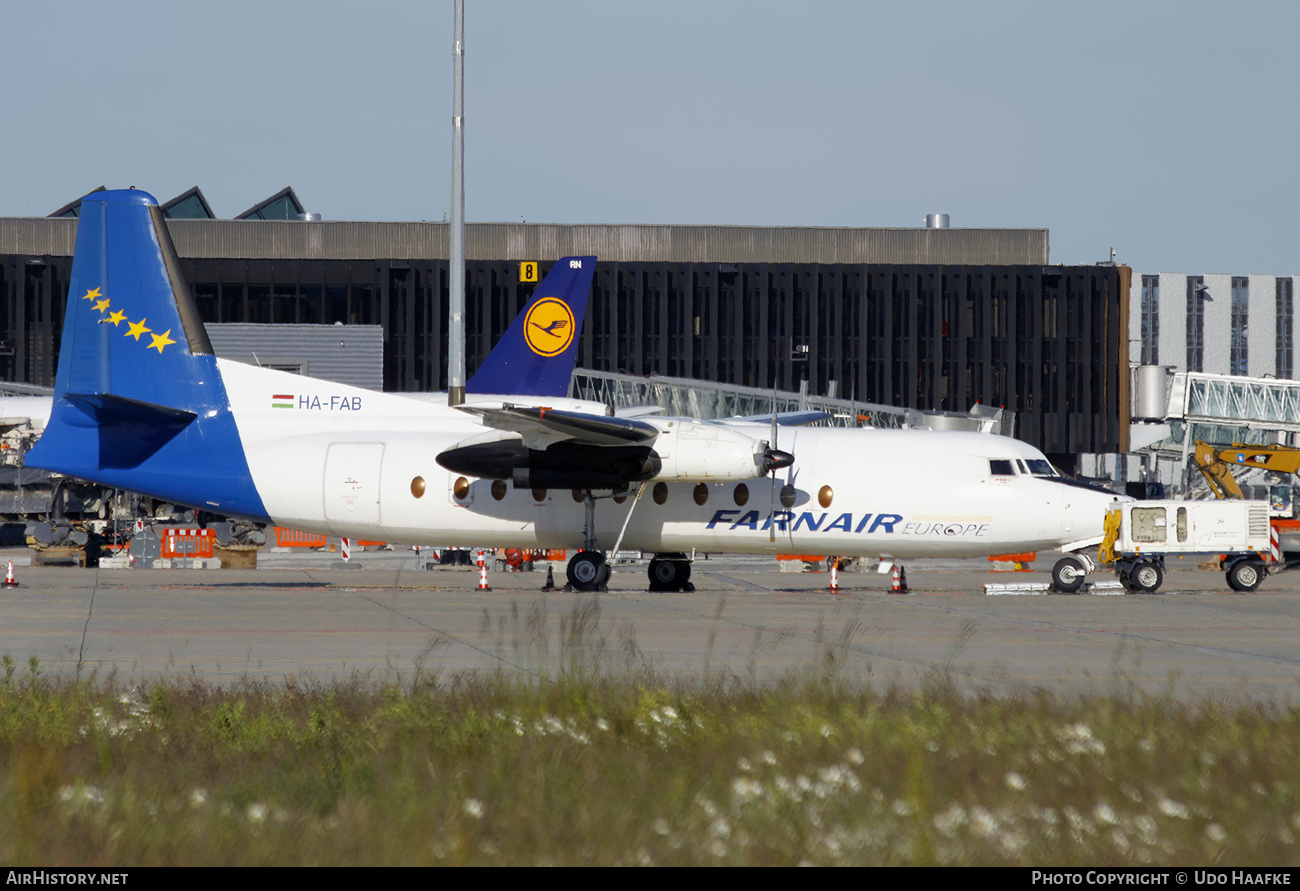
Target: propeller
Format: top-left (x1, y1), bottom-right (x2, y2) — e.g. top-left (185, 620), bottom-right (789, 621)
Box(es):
top-left (768, 388), bottom-right (781, 542)
top-left (762, 389), bottom-right (800, 542)
top-left (768, 401), bottom-right (777, 542)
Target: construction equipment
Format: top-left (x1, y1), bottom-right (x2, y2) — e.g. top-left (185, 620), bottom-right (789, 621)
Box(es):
top-left (1193, 441), bottom-right (1300, 501)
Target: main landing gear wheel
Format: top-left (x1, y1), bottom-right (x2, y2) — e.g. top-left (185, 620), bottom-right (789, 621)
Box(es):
top-left (1129, 559), bottom-right (1164, 593)
top-left (566, 549), bottom-right (609, 592)
top-left (1051, 556), bottom-right (1087, 593)
top-left (648, 553), bottom-right (694, 592)
top-left (1227, 558), bottom-right (1265, 592)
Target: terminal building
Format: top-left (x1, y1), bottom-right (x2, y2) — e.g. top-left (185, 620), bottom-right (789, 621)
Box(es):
top-left (2, 186), bottom-right (1130, 468)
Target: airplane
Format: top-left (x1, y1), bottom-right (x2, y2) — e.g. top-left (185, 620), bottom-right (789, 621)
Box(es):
top-left (27, 188), bottom-right (1124, 593)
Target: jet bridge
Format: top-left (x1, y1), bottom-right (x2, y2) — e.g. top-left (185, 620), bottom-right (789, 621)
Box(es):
top-left (570, 369), bottom-right (1014, 435)
top-left (1168, 371), bottom-right (1300, 435)
top-left (1120, 370), bottom-right (1300, 500)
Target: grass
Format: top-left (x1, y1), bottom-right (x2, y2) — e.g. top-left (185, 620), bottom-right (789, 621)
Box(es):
top-left (2, 601), bottom-right (1300, 866)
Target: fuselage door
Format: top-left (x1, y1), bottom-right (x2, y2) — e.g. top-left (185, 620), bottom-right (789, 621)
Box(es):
top-left (324, 442), bottom-right (385, 529)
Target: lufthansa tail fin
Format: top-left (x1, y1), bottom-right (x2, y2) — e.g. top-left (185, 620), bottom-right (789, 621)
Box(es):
top-left (466, 257), bottom-right (596, 397)
top-left (25, 189), bottom-right (269, 520)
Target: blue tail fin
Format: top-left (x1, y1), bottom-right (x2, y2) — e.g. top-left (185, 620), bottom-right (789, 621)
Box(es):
top-left (466, 256), bottom-right (596, 397)
top-left (25, 189), bottom-right (270, 521)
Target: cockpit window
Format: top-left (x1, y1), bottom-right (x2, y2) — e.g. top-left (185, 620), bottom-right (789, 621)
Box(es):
top-left (1026, 459), bottom-right (1057, 476)
top-left (1016, 459), bottom-right (1029, 474)
top-left (989, 459), bottom-right (1015, 476)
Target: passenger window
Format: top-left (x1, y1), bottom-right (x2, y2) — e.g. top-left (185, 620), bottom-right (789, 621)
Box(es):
top-left (989, 460), bottom-right (1014, 476)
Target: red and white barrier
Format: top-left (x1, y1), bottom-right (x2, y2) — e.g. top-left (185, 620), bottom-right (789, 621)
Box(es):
top-left (477, 548), bottom-right (491, 591)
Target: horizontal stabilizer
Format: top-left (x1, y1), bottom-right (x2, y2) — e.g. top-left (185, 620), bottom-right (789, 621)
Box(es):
top-left (37, 393), bottom-right (196, 470)
top-left (65, 393), bottom-right (197, 428)
top-left (458, 403), bottom-right (659, 450)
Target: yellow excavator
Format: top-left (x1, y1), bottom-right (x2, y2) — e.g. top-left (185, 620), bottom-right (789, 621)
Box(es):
top-left (1192, 441), bottom-right (1300, 501)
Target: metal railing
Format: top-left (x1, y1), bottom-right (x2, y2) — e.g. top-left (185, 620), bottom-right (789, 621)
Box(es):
top-left (570, 369), bottom-right (1014, 435)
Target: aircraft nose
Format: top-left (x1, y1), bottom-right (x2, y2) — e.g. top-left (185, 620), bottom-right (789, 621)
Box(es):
top-left (1062, 485), bottom-right (1127, 538)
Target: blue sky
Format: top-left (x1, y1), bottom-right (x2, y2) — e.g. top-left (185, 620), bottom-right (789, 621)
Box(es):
top-left (4, 0), bottom-right (1298, 273)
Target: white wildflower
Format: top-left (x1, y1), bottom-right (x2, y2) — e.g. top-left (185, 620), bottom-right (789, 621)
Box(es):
top-left (731, 777), bottom-right (763, 804)
top-left (1094, 803), bottom-right (1119, 825)
top-left (1005, 771), bottom-right (1027, 791)
top-left (1135, 814), bottom-right (1157, 841)
top-left (58, 784), bottom-right (104, 807)
top-left (971, 806), bottom-right (998, 837)
top-left (1157, 797), bottom-right (1189, 819)
top-left (933, 804), bottom-right (966, 835)
top-left (1058, 722), bottom-right (1106, 755)
top-left (1000, 829), bottom-right (1028, 855)
top-left (463, 798), bottom-right (484, 819)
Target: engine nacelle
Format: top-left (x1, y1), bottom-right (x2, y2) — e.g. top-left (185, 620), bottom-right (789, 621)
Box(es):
top-left (436, 421), bottom-right (792, 490)
top-left (645, 420), bottom-right (770, 482)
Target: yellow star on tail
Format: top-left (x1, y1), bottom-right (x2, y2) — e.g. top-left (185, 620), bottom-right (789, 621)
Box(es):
top-left (94, 298), bottom-right (111, 313)
top-left (106, 310), bottom-right (126, 326)
top-left (148, 329), bottom-right (176, 353)
top-left (82, 287), bottom-right (101, 301)
top-left (125, 318), bottom-right (151, 341)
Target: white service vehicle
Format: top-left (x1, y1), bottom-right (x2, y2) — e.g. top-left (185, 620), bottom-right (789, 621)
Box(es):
top-left (1098, 500), bottom-right (1275, 593)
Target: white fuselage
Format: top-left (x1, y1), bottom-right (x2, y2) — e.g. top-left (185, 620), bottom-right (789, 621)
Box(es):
top-left (224, 361), bottom-right (1120, 558)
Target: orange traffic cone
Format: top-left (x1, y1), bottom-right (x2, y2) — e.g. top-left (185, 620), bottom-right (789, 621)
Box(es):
top-left (890, 564), bottom-right (909, 594)
top-left (2, 560), bottom-right (17, 588)
top-left (542, 564), bottom-right (556, 591)
top-left (477, 549), bottom-right (491, 592)
top-left (829, 558), bottom-right (839, 593)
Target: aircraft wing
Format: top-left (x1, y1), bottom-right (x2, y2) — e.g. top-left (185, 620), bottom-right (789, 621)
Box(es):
top-left (457, 403), bottom-right (659, 450)
top-left (731, 410), bottom-right (832, 426)
top-left (614, 404), bottom-right (666, 418)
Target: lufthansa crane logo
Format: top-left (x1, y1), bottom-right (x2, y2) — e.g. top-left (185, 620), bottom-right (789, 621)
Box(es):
top-left (523, 297), bottom-right (575, 357)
